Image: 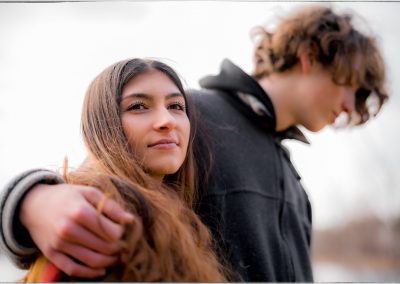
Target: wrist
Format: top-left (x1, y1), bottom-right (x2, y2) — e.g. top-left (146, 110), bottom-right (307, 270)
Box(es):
top-left (20, 183), bottom-right (55, 230)
top-left (1, 169), bottom-right (64, 257)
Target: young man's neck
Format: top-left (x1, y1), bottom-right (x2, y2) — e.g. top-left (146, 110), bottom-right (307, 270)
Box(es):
top-left (257, 72), bottom-right (298, 132)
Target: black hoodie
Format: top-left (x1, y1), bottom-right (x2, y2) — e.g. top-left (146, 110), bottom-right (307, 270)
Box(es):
top-left (193, 59), bottom-right (313, 282)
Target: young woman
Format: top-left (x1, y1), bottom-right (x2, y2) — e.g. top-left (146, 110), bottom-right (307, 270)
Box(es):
top-left (21, 58), bottom-right (227, 281)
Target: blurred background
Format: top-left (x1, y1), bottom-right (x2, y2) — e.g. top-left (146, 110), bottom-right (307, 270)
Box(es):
top-left (0, 1), bottom-right (399, 281)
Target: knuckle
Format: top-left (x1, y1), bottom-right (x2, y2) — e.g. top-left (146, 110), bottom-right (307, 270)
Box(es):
top-left (69, 205), bottom-right (87, 221)
top-left (51, 237), bottom-right (64, 250)
top-left (55, 219), bottom-right (74, 240)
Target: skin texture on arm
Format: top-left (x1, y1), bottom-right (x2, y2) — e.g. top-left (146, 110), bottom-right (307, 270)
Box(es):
top-left (19, 182), bottom-right (134, 278)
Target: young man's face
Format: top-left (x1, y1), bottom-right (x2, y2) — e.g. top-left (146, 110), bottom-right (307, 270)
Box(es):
top-left (295, 61), bottom-right (357, 132)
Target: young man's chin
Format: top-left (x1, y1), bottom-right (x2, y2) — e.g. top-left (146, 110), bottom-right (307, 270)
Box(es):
top-left (305, 123), bottom-right (326, 133)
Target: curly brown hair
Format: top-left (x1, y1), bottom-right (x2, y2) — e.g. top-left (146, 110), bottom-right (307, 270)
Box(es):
top-left (252, 5), bottom-right (388, 125)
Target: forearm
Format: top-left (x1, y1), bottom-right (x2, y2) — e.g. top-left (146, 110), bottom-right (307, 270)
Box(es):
top-left (0, 169), bottom-right (64, 268)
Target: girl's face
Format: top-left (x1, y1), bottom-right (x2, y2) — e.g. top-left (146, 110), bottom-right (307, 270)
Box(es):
top-left (120, 69), bottom-right (190, 181)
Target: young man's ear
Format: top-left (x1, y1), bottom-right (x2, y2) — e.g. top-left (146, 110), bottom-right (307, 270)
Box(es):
top-left (299, 53), bottom-right (312, 74)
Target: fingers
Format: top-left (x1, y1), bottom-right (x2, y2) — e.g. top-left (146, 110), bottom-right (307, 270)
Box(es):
top-left (47, 250), bottom-right (107, 279)
top-left (54, 218), bottom-right (121, 256)
top-left (53, 240), bottom-right (118, 269)
top-left (79, 187), bottom-right (134, 241)
top-left (21, 183), bottom-right (133, 279)
top-left (82, 187), bottom-right (134, 224)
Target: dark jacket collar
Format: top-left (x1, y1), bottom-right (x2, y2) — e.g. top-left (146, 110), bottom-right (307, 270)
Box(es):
top-left (199, 59), bottom-right (309, 144)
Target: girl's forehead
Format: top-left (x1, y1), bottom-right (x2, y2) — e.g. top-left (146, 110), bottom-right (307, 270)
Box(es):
top-left (121, 70), bottom-right (182, 100)
top-left (124, 70), bottom-right (171, 88)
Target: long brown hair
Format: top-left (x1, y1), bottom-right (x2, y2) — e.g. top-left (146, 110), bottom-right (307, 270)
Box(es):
top-left (252, 5), bottom-right (388, 125)
top-left (66, 58), bottom-right (227, 281)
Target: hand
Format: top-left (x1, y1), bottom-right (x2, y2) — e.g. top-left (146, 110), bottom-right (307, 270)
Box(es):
top-left (19, 183), bottom-right (134, 278)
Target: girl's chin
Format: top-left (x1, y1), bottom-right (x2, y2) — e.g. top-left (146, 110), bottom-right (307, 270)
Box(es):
top-left (148, 166), bottom-right (181, 179)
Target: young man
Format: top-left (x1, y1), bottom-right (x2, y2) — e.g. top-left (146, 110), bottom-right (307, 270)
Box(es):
top-left (0, 5), bottom-right (388, 282)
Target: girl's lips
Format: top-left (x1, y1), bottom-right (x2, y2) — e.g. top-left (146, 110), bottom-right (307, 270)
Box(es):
top-left (149, 142), bottom-right (178, 150)
top-left (148, 139), bottom-right (178, 149)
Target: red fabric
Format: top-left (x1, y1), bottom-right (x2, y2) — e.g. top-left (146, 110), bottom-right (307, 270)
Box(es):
top-left (40, 261), bottom-right (63, 282)
top-left (24, 256), bottom-right (63, 282)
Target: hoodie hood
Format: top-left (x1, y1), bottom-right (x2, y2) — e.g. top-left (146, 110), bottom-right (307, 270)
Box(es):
top-left (199, 59), bottom-right (309, 144)
top-left (200, 59), bottom-right (276, 120)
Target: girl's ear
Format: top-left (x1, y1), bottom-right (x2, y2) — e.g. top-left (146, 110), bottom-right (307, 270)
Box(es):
top-left (299, 53), bottom-right (312, 74)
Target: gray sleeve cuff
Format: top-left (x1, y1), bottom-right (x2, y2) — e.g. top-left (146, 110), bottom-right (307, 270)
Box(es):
top-left (0, 169), bottom-right (64, 269)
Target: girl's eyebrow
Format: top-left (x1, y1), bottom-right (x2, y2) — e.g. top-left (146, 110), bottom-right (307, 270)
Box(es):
top-left (166, 93), bottom-right (185, 100)
top-left (121, 92), bottom-right (184, 101)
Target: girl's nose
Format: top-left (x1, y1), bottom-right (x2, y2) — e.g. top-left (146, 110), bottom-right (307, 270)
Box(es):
top-left (153, 107), bottom-right (177, 131)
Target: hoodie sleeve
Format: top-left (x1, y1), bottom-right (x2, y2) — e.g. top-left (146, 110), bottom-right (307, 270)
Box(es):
top-left (0, 169), bottom-right (64, 269)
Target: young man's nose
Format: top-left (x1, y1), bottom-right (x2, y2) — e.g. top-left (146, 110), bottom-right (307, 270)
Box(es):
top-left (342, 89), bottom-right (356, 114)
top-left (153, 107), bottom-right (177, 131)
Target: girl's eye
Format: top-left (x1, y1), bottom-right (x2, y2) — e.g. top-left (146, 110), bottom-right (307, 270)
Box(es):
top-left (169, 102), bottom-right (186, 112)
top-left (127, 102), bottom-right (147, 111)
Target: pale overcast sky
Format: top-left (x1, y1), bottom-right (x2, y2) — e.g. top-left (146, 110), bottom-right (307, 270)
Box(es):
top-left (0, 0), bottom-right (399, 231)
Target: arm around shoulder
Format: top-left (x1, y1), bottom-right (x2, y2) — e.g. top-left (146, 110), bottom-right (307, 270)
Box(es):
top-left (0, 169), bottom-right (64, 269)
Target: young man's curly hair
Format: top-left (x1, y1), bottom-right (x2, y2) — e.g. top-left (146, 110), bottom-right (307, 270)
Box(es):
top-left (252, 5), bottom-right (388, 125)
